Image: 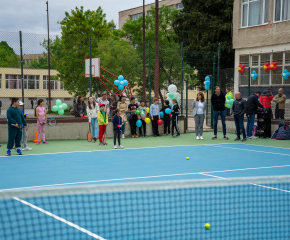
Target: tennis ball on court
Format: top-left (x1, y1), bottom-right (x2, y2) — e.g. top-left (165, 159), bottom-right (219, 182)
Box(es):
top-left (204, 223), bottom-right (210, 230)
top-left (186, 157), bottom-right (189, 160)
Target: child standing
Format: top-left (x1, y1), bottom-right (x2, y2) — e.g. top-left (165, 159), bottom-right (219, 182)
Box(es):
top-left (112, 109), bottom-right (124, 149)
top-left (117, 96), bottom-right (128, 139)
top-left (87, 97), bottom-right (99, 142)
top-left (128, 97), bottom-right (139, 138)
top-left (161, 100), bottom-right (171, 136)
top-left (97, 103), bottom-right (108, 145)
top-left (150, 98), bottom-right (160, 137)
top-left (171, 99), bottom-right (180, 137)
top-left (35, 99), bottom-right (48, 144)
top-left (18, 101), bottom-right (32, 150)
top-left (138, 100), bottom-right (147, 137)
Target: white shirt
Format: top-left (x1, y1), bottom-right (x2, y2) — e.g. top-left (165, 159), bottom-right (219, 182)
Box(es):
top-left (197, 100), bottom-right (204, 114)
top-left (86, 103), bottom-right (99, 122)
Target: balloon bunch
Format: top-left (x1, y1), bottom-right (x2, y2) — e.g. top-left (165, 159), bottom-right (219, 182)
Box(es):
top-left (204, 76), bottom-right (211, 90)
top-left (251, 70), bottom-right (258, 80)
top-left (52, 99), bottom-right (68, 115)
top-left (263, 62), bottom-right (277, 72)
top-left (226, 95), bottom-right (234, 109)
top-left (166, 84), bottom-right (180, 105)
top-left (114, 75), bottom-right (128, 90)
top-left (282, 69), bottom-right (290, 80)
top-left (238, 65), bottom-right (245, 73)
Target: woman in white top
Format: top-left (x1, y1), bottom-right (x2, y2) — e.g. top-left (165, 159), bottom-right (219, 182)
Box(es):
top-left (87, 97), bottom-right (99, 142)
top-left (192, 92), bottom-right (207, 140)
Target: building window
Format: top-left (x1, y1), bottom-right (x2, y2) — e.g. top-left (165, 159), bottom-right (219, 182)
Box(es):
top-left (241, 0), bottom-right (269, 27)
top-left (43, 76), bottom-right (58, 90)
top-left (130, 13), bottom-right (143, 20)
top-left (176, 3), bottom-right (184, 10)
top-left (274, 0), bottom-right (290, 22)
top-left (60, 81), bottom-right (65, 90)
top-left (5, 75), bottom-right (39, 89)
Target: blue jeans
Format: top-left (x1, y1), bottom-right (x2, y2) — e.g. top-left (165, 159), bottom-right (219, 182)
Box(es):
top-left (214, 110), bottom-right (226, 135)
top-left (246, 114), bottom-right (255, 137)
top-left (91, 118), bottom-right (99, 138)
top-left (234, 115), bottom-right (246, 139)
top-left (121, 122), bottom-right (126, 134)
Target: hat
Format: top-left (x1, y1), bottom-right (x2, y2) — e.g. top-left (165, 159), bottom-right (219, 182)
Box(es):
top-left (19, 101), bottom-right (25, 106)
top-left (100, 103), bottom-right (105, 107)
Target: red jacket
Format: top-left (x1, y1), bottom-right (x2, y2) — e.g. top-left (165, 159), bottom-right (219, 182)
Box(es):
top-left (259, 92), bottom-right (273, 108)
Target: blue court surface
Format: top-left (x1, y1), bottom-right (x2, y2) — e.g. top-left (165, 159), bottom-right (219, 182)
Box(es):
top-left (0, 143), bottom-right (290, 239)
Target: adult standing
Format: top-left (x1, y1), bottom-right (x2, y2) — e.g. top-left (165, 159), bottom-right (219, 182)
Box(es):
top-left (117, 95), bottom-right (128, 139)
top-left (6, 98), bottom-right (28, 156)
top-left (109, 94), bottom-right (118, 117)
top-left (246, 91), bottom-right (263, 139)
top-left (31, 98), bottom-right (34, 109)
top-left (192, 92), bottom-right (207, 140)
top-left (272, 88), bottom-right (286, 119)
top-left (96, 92), bottom-right (110, 116)
top-left (73, 95), bottom-right (86, 117)
top-left (211, 86), bottom-right (228, 140)
top-left (87, 96), bottom-right (99, 142)
top-left (225, 87), bottom-right (234, 116)
top-left (232, 92), bottom-right (247, 141)
top-left (259, 89), bottom-right (273, 137)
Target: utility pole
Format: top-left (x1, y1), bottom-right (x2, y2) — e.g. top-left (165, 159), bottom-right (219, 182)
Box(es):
top-left (46, 1), bottom-right (51, 110)
top-left (142, 0), bottom-right (146, 100)
top-left (154, 0), bottom-right (159, 98)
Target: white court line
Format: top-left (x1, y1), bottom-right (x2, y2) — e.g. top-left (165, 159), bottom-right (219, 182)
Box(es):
top-left (0, 143), bottom-right (235, 158)
top-left (199, 173), bottom-right (290, 193)
top-left (2, 164), bottom-right (290, 191)
top-left (213, 146), bottom-right (290, 157)
top-left (13, 197), bottom-right (106, 240)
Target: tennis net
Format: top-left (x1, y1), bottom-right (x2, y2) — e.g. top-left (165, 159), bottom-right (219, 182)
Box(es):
top-left (0, 176), bottom-right (290, 240)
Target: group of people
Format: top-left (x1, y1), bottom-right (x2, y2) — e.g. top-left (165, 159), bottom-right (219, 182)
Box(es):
top-left (203, 86), bottom-right (287, 141)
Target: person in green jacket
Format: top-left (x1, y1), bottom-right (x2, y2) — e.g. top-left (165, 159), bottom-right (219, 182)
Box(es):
top-left (6, 98), bottom-right (28, 156)
top-left (225, 87), bottom-right (234, 116)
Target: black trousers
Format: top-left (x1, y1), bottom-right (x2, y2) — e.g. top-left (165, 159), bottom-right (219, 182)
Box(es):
top-left (172, 115), bottom-right (180, 136)
top-left (264, 109), bottom-right (272, 138)
top-left (114, 129), bottom-right (121, 146)
top-left (7, 126), bottom-right (22, 150)
top-left (152, 116), bottom-right (159, 136)
top-left (275, 109), bottom-right (285, 119)
top-left (129, 115), bottom-right (137, 135)
top-left (139, 119), bottom-right (146, 135)
top-left (164, 117), bottom-right (170, 134)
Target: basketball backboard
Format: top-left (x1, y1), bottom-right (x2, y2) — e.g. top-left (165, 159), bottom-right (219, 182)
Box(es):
top-left (85, 57), bottom-right (100, 78)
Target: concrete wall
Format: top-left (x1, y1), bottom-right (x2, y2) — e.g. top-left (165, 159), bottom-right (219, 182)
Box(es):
top-left (0, 118), bottom-right (185, 143)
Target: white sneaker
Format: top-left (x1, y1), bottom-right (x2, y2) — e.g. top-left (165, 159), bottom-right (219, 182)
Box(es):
top-left (114, 145), bottom-right (117, 149)
top-left (122, 134), bottom-right (125, 139)
top-left (196, 136), bottom-right (200, 140)
top-left (22, 146), bottom-right (32, 151)
top-left (118, 145), bottom-right (124, 149)
top-left (248, 136), bottom-right (257, 139)
top-left (200, 136), bottom-right (204, 140)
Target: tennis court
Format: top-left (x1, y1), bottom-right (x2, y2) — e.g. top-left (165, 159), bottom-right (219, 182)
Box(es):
top-left (0, 132), bottom-right (290, 239)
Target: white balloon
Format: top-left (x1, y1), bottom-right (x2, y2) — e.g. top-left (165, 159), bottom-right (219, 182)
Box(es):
top-left (58, 105), bottom-right (63, 109)
top-left (226, 100), bottom-right (230, 103)
top-left (120, 81), bottom-right (124, 85)
top-left (168, 84), bottom-right (177, 93)
top-left (173, 92), bottom-right (179, 98)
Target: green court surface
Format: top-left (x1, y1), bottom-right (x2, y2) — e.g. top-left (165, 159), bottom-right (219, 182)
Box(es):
top-left (1, 132), bottom-right (289, 156)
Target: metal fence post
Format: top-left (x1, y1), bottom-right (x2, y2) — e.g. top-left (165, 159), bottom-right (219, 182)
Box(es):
top-left (19, 31), bottom-right (24, 113)
top-left (248, 67), bottom-right (251, 97)
top-left (217, 43), bottom-right (220, 86)
top-left (211, 55), bottom-right (216, 129)
top-left (186, 80), bottom-right (188, 130)
top-left (181, 42), bottom-right (184, 115)
top-left (89, 36), bottom-right (92, 96)
top-left (148, 40), bottom-right (151, 106)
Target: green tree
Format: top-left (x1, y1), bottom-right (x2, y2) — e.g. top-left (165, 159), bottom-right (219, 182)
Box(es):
top-left (49, 6), bottom-right (116, 96)
top-left (29, 55), bottom-right (56, 69)
top-left (121, 5), bottom-right (197, 102)
top-left (173, 0), bottom-right (234, 72)
top-left (0, 41), bottom-right (19, 67)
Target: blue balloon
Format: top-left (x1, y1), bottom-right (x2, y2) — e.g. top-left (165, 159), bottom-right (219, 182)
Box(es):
top-left (136, 119), bottom-right (142, 127)
top-left (114, 80), bottom-right (120, 85)
top-left (205, 76), bottom-right (210, 82)
top-left (123, 80), bottom-right (128, 85)
top-left (165, 108), bottom-right (171, 114)
top-left (118, 85), bottom-right (124, 90)
top-left (118, 75), bottom-right (124, 81)
top-left (282, 69), bottom-right (290, 80)
top-left (160, 111), bottom-right (164, 117)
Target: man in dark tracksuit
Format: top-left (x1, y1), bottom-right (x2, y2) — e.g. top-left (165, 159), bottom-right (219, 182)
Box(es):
top-left (6, 98), bottom-right (27, 156)
top-left (171, 99), bottom-right (180, 137)
top-left (232, 92), bottom-right (247, 141)
top-left (161, 100), bottom-right (171, 135)
top-left (211, 86), bottom-right (228, 140)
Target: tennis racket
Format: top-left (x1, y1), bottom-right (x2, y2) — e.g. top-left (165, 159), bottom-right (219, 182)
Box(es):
top-left (102, 130), bottom-right (107, 144)
top-left (87, 123), bottom-right (93, 142)
top-left (47, 118), bottom-right (57, 127)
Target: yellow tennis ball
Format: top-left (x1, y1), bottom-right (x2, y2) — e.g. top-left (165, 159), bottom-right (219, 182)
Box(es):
top-left (204, 223), bottom-right (210, 230)
top-left (186, 157), bottom-right (189, 160)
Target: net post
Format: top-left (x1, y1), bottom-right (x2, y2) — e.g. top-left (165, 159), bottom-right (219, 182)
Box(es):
top-left (19, 31), bottom-right (24, 114)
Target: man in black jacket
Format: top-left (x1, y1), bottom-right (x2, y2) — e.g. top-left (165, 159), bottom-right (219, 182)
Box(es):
top-left (211, 86), bottom-right (228, 140)
top-left (232, 92), bottom-right (247, 141)
top-left (246, 91), bottom-right (263, 139)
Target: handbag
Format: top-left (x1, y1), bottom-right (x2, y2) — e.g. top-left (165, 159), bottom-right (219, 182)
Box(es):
top-left (70, 108), bottom-right (75, 116)
top-left (87, 123), bottom-right (93, 142)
